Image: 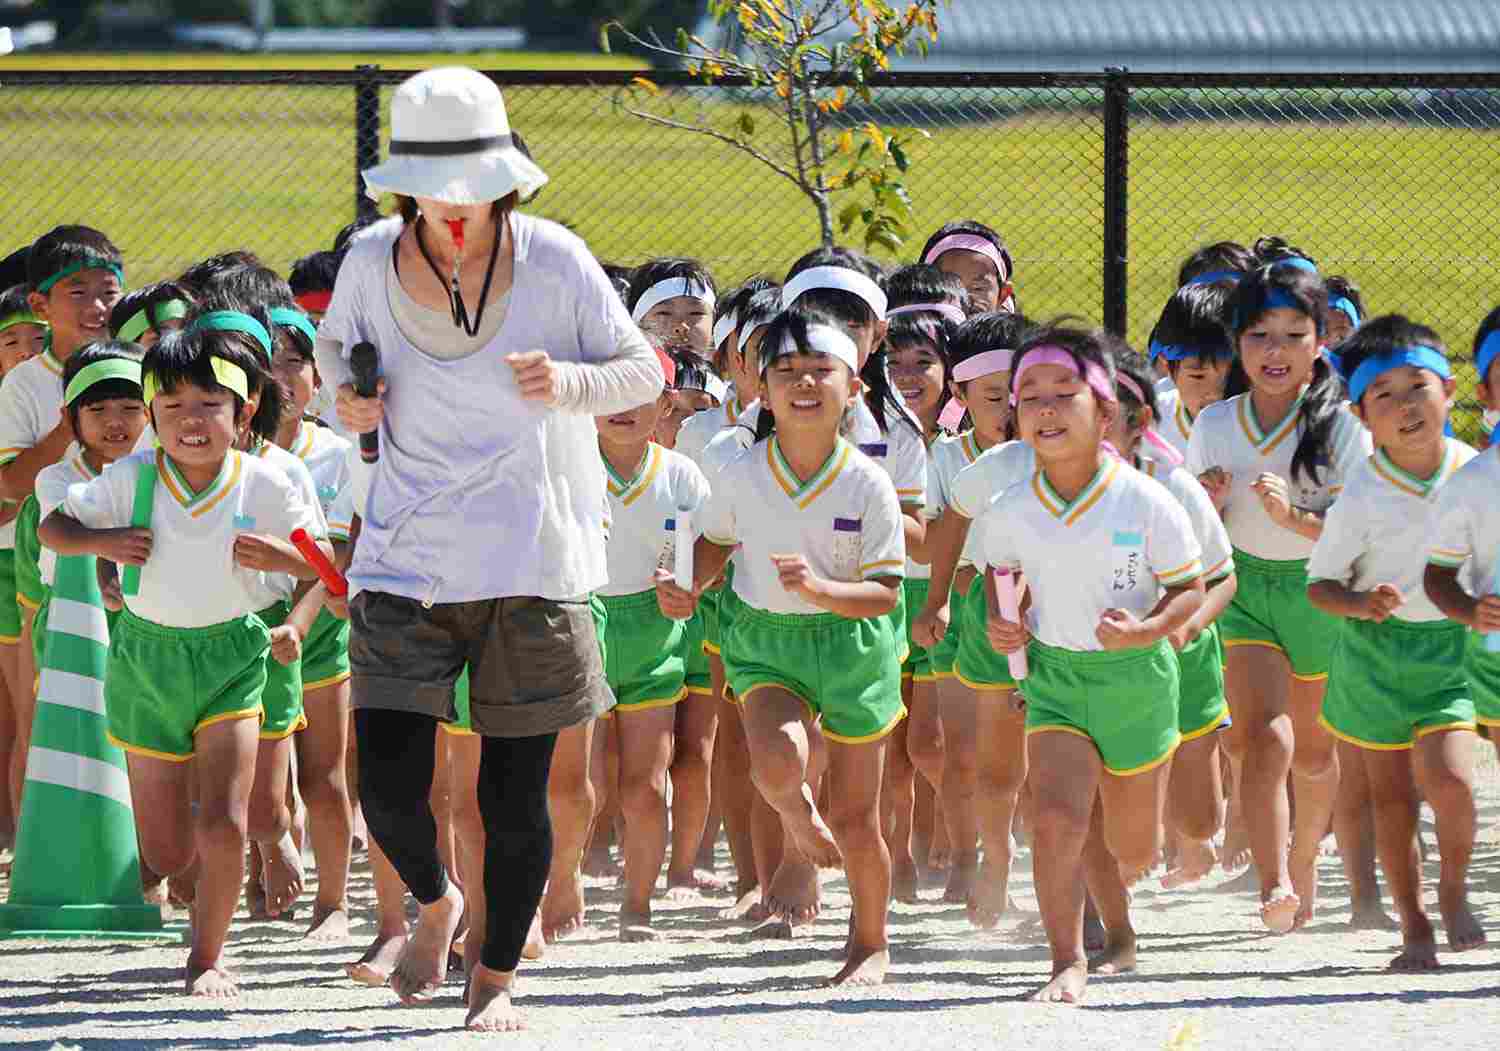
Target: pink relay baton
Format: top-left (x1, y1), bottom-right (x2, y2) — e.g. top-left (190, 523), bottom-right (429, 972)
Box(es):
top-left (992, 566), bottom-right (1027, 680)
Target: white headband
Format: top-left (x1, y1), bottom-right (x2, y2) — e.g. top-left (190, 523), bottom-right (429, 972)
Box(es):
top-left (739, 319), bottom-right (770, 356)
top-left (703, 373), bottom-right (729, 403)
top-left (888, 301), bottom-right (966, 325)
top-left (711, 311), bottom-right (738, 351)
top-left (762, 323), bottom-right (860, 375)
top-left (781, 266), bottom-right (887, 320)
top-left (631, 278), bottom-right (717, 323)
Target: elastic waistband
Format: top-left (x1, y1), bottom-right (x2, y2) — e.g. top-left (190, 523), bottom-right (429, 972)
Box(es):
top-left (1231, 549), bottom-right (1309, 577)
top-left (597, 588), bottom-right (661, 613)
top-left (1030, 636), bottom-right (1171, 669)
top-left (1349, 616), bottom-right (1466, 637)
top-left (735, 603), bottom-right (845, 631)
top-left (120, 606), bottom-right (263, 641)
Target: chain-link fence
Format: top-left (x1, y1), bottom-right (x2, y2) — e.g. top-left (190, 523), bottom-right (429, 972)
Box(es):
top-left (1, 68), bottom-right (1495, 433)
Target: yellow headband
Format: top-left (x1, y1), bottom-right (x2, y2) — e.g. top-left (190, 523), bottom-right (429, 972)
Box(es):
top-left (142, 357), bottom-right (251, 405)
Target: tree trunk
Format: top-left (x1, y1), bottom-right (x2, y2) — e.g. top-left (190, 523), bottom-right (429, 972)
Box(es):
top-left (813, 191), bottom-right (834, 248)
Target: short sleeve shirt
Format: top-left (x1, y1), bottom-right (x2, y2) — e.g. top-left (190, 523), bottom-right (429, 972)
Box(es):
top-left (601, 442), bottom-right (711, 596)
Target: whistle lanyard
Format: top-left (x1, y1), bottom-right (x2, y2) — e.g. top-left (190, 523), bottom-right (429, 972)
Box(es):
top-left (414, 215), bottom-right (502, 338)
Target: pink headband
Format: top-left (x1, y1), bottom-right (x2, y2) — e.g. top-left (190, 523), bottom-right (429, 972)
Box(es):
top-left (1116, 372), bottom-right (1186, 467)
top-left (888, 302), bottom-right (966, 325)
top-left (924, 234), bottom-right (1009, 282)
top-left (952, 349), bottom-right (1014, 383)
top-left (1116, 373), bottom-right (1147, 404)
top-left (1010, 345), bottom-right (1117, 406)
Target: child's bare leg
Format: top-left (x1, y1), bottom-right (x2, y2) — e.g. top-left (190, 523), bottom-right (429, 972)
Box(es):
top-left (666, 693), bottom-right (721, 895)
top-left (970, 689), bottom-right (1027, 927)
top-left (1163, 734), bottom-right (1222, 888)
top-left (1091, 755), bottom-right (1171, 972)
top-left (927, 788), bottom-right (952, 870)
top-left (1081, 799), bottom-right (1135, 975)
top-left (0, 655), bottom-right (14, 847)
top-left (447, 732), bottom-right (488, 971)
top-left (348, 836), bottom-right (411, 985)
top-left (1332, 739), bottom-right (1394, 929)
top-left (616, 706), bottom-right (676, 939)
top-left (1026, 731), bottom-right (1101, 1003)
top-left (247, 736), bottom-right (303, 917)
top-left (3, 630), bottom-right (30, 835)
top-left (825, 737), bottom-right (892, 986)
top-left (186, 715), bottom-right (260, 997)
top-left (1287, 677), bottom-right (1337, 929)
top-left (714, 676), bottom-right (759, 903)
top-left (1413, 728), bottom-right (1485, 953)
top-left (298, 679), bottom-right (353, 939)
top-left (1222, 645), bottom-right (1297, 930)
top-left (1363, 748), bottom-right (1434, 969)
top-left (582, 718), bottom-right (618, 877)
top-left (542, 719), bottom-right (595, 941)
top-left (881, 696), bottom-right (919, 903)
top-left (937, 678), bottom-right (980, 905)
top-left (906, 679), bottom-right (954, 894)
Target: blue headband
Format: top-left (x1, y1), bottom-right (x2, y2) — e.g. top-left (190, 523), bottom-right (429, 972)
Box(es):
top-left (1273, 256), bottom-right (1318, 275)
top-left (188, 310), bottom-right (273, 358)
top-left (1476, 330), bottom-right (1500, 388)
top-left (1347, 345), bottom-right (1451, 405)
top-left (1153, 341), bottom-right (1230, 363)
top-left (1328, 296), bottom-right (1360, 329)
top-left (268, 306), bottom-right (318, 349)
top-left (1185, 270), bottom-right (1243, 287)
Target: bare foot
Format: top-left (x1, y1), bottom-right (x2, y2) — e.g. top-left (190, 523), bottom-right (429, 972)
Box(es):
top-left (522, 910), bottom-right (545, 961)
top-left (1289, 850), bottom-right (1318, 930)
top-left (943, 856), bottom-right (978, 905)
top-left (186, 961), bottom-right (239, 999)
top-left (1028, 961), bottom-right (1087, 1003)
top-left (541, 868), bottom-right (587, 942)
top-left (168, 872), bottom-right (195, 910)
top-left (967, 860), bottom-right (1010, 930)
top-left (143, 878), bottom-right (169, 908)
top-left (466, 965), bottom-right (525, 1032)
top-left (891, 854), bottom-right (920, 904)
top-left (620, 909), bottom-right (660, 942)
top-left (1439, 881), bottom-right (1487, 952)
top-left (1221, 819), bottom-right (1251, 873)
top-left (828, 945), bottom-right (889, 987)
top-left (390, 881), bottom-right (464, 1004)
top-left (719, 887), bottom-right (762, 920)
top-left (765, 855), bottom-right (821, 928)
top-left (1390, 915), bottom-right (1440, 972)
top-left (1346, 899), bottom-right (1400, 932)
top-left (1088, 932), bottom-right (1137, 975)
top-left (581, 845), bottom-right (621, 879)
top-left (785, 790), bottom-right (842, 869)
top-left (927, 844), bottom-right (953, 872)
top-left (348, 931), bottom-right (408, 986)
top-left (1163, 838), bottom-right (1217, 889)
top-left (742, 901), bottom-right (771, 925)
top-left (1260, 883), bottom-right (1300, 935)
top-left (1216, 865), bottom-right (1260, 895)
top-left (261, 831), bottom-right (305, 918)
top-left (668, 868), bottom-right (729, 895)
top-left (305, 903), bottom-right (350, 941)
top-left (1083, 904), bottom-right (1107, 953)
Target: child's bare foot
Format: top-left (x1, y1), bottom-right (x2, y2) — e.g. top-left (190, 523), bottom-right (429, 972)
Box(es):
top-left (261, 831), bottom-right (305, 917)
top-left (466, 965), bottom-right (524, 1032)
top-left (143, 878), bottom-right (170, 908)
top-left (541, 868), bottom-right (587, 942)
top-left (1390, 914), bottom-right (1440, 971)
top-left (927, 843), bottom-right (952, 872)
top-left (719, 887), bottom-right (762, 920)
top-left (522, 910), bottom-right (545, 960)
top-left (786, 794), bottom-right (842, 869)
top-left (1216, 865), bottom-right (1259, 894)
top-left (1028, 961), bottom-right (1087, 1003)
top-left (619, 909), bottom-right (660, 942)
top-left (1083, 904), bottom-right (1107, 953)
top-left (1259, 882), bottom-right (1300, 934)
top-left (390, 881), bottom-right (464, 1004)
top-left (1088, 931), bottom-right (1137, 975)
top-left (581, 845), bottom-right (620, 879)
top-left (1439, 880), bottom-right (1487, 952)
top-left (168, 872), bottom-right (195, 910)
top-left (967, 860), bottom-right (1010, 929)
top-left (304, 903), bottom-right (350, 941)
top-left (891, 854), bottom-right (920, 904)
top-left (186, 961), bottom-right (239, 999)
top-left (1162, 838), bottom-right (1217, 889)
top-left (943, 856), bottom-right (978, 905)
top-left (1289, 849), bottom-right (1318, 930)
top-left (765, 855), bottom-right (821, 929)
top-left (828, 944), bottom-right (889, 987)
top-left (1221, 819), bottom-right (1251, 872)
top-left (1346, 898), bottom-right (1400, 932)
top-left (347, 931), bottom-right (407, 986)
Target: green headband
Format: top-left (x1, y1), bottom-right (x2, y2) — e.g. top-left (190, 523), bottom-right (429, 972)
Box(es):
top-left (0, 312), bottom-right (48, 337)
top-left (142, 357), bottom-right (251, 406)
top-left (116, 299), bottom-right (189, 344)
top-left (188, 310), bottom-right (272, 357)
top-left (36, 258), bottom-right (125, 296)
top-left (64, 358), bottom-right (143, 406)
top-left (268, 306), bottom-right (318, 349)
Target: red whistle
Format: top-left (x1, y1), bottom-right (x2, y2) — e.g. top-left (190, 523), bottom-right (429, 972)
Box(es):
top-left (446, 218), bottom-right (466, 254)
top-left (290, 528), bottom-right (348, 598)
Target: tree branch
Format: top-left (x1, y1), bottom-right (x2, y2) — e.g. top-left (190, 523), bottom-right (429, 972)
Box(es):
top-left (616, 103), bottom-right (801, 186)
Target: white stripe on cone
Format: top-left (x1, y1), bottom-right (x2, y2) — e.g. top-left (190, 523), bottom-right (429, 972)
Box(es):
top-left (24, 746), bottom-right (133, 810)
top-left (47, 597), bottom-right (111, 646)
top-left (37, 668), bottom-right (107, 717)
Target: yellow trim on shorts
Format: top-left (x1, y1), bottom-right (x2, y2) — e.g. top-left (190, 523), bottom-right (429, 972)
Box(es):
top-left (1318, 715), bottom-right (1412, 752)
top-left (440, 721), bottom-right (477, 736)
top-left (303, 670), bottom-right (351, 692)
top-left (15, 593), bottom-right (39, 611)
top-left (0, 634), bottom-right (19, 645)
top-left (197, 706), bottom-right (264, 735)
top-left (1477, 714), bottom-right (1500, 728)
top-left (108, 733), bottom-right (194, 762)
top-left (1291, 670), bottom-right (1328, 683)
top-left (684, 684), bottom-right (714, 697)
top-left (1223, 638), bottom-right (1284, 655)
top-left (1180, 703), bottom-right (1230, 743)
top-left (1107, 736), bottom-right (1180, 777)
top-left (737, 681), bottom-right (817, 721)
top-left (259, 712), bottom-right (308, 741)
top-left (616, 686), bottom-right (689, 713)
top-left (1025, 723), bottom-right (1093, 743)
top-left (702, 640), bottom-right (721, 656)
top-left (954, 669), bottom-right (1016, 693)
top-left (928, 669), bottom-right (958, 681)
top-left (1414, 721), bottom-right (1478, 740)
top-left (822, 705), bottom-right (907, 746)
top-left (912, 672), bottom-right (940, 684)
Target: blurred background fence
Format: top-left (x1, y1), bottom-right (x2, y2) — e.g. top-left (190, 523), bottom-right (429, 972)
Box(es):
top-left (2, 68), bottom-right (1497, 432)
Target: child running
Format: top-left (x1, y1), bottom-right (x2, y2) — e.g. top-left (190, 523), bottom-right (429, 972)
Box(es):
top-left (1148, 279), bottom-right (1241, 463)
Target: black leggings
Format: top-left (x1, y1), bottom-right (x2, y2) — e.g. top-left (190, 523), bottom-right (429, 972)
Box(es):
top-left (355, 709), bottom-right (558, 972)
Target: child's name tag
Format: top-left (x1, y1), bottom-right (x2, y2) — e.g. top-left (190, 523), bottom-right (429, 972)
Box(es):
top-left (1113, 530), bottom-right (1143, 547)
top-left (1112, 529), bottom-right (1142, 592)
top-left (832, 517), bottom-right (862, 581)
top-left (858, 442), bottom-right (888, 458)
top-left (317, 484), bottom-right (339, 505)
top-left (234, 513), bottom-right (257, 531)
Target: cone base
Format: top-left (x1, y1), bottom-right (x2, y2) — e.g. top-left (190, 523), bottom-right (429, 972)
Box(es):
top-left (0, 902), bottom-right (182, 941)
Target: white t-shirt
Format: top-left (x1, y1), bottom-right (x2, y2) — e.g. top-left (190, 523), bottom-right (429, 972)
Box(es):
top-left (1155, 386), bottom-right (1196, 465)
top-left (926, 430), bottom-right (987, 574)
top-left (674, 391), bottom-right (748, 469)
top-left (64, 449), bottom-right (322, 629)
top-left (0, 349), bottom-right (74, 548)
top-left (600, 442), bottom-right (710, 597)
top-left (949, 439), bottom-right (1037, 572)
top-left (978, 458), bottom-right (1203, 652)
top-left (289, 420), bottom-right (353, 523)
top-left (1136, 449), bottom-right (1234, 583)
top-left (34, 450), bottom-right (98, 589)
top-left (1428, 445), bottom-right (1500, 602)
top-left (245, 439), bottom-right (330, 605)
top-left (1186, 391), bottom-right (1370, 561)
top-left (1309, 439), bottom-right (1476, 623)
top-left (701, 436), bottom-right (905, 616)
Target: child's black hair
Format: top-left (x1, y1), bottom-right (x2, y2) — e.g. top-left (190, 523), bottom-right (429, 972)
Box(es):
top-left (62, 341), bottom-right (145, 436)
top-left (919, 220), bottom-right (1015, 287)
top-left (142, 326), bottom-right (267, 426)
top-left (626, 258), bottom-right (717, 318)
top-left (182, 295), bottom-right (284, 442)
top-left (732, 287), bottom-right (784, 376)
top-left (1175, 241), bottom-right (1254, 287)
top-left (177, 251), bottom-right (264, 300)
top-left (885, 263), bottom-right (970, 315)
top-left (332, 216), bottom-right (381, 258)
top-left (108, 280), bottom-right (195, 343)
top-left (1334, 314), bottom-right (1448, 409)
top-left (670, 348), bottom-right (721, 400)
top-left (1107, 340), bottom-right (1160, 424)
top-left (1151, 280), bottom-right (1248, 396)
top-left (26, 226), bottom-right (123, 293)
top-left (1472, 305), bottom-right (1500, 385)
top-left (0, 249), bottom-right (28, 292)
top-left (711, 276), bottom-right (779, 368)
top-left (1251, 235), bottom-right (1316, 271)
top-left (945, 311), bottom-right (1031, 438)
top-left (1227, 265), bottom-right (1341, 486)
top-left (1323, 275), bottom-right (1363, 325)
top-left (0, 284), bottom-right (33, 321)
top-left (886, 309), bottom-right (958, 423)
top-left (1010, 321), bottom-right (1118, 404)
top-left (289, 251), bottom-right (342, 297)
top-left (752, 307), bottom-right (858, 443)
top-left (598, 262), bottom-right (634, 302)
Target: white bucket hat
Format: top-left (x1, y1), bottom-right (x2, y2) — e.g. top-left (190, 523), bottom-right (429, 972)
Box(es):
top-left (361, 66), bottom-right (548, 206)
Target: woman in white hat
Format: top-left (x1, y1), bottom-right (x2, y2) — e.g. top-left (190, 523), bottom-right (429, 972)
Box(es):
top-left (314, 66), bottom-right (662, 1032)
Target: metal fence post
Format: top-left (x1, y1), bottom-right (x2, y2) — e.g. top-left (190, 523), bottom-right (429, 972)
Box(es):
top-left (354, 64), bottom-right (382, 223)
top-left (1102, 67), bottom-right (1129, 337)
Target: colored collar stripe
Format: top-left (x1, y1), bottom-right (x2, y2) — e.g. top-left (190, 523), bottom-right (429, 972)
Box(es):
top-left (1155, 557), bottom-right (1204, 586)
top-left (1032, 458), bottom-right (1118, 525)
top-left (36, 259), bottom-right (124, 295)
top-left (1370, 444), bottom-right (1460, 499)
top-left (69, 451), bottom-right (99, 480)
top-left (157, 449), bottom-right (242, 518)
top-left (293, 421), bottom-right (317, 461)
top-left (1237, 392), bottom-right (1304, 454)
top-left (960, 430), bottom-right (981, 463)
top-left (1174, 398), bottom-right (1193, 440)
top-left (768, 437), bottom-right (850, 509)
top-left (604, 443), bottom-right (662, 507)
top-left (39, 349), bottom-right (64, 377)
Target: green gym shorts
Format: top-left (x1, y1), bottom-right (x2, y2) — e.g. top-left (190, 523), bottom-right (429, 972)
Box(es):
top-left (0, 549), bottom-right (21, 643)
top-left (955, 572), bottom-right (1017, 693)
top-left (601, 588), bottom-right (688, 712)
top-left (901, 577), bottom-right (933, 683)
top-left (1177, 622), bottom-right (1229, 740)
top-left (1320, 617), bottom-right (1476, 749)
top-left (1468, 631), bottom-right (1500, 727)
top-left (1220, 550), bottom-right (1338, 680)
top-left (300, 606), bottom-right (351, 692)
top-left (256, 601), bottom-right (306, 739)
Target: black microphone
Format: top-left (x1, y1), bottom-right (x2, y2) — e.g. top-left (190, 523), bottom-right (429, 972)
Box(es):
top-left (348, 341), bottom-right (382, 464)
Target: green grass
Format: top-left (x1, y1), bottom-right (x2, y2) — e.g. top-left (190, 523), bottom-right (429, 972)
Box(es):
top-left (0, 50), bottom-right (647, 71)
top-left (0, 69), bottom-right (1492, 434)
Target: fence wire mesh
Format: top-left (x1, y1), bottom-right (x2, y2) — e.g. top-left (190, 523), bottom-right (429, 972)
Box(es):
top-left (0, 69), bottom-right (1494, 435)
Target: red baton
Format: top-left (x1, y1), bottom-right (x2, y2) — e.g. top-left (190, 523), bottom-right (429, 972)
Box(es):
top-left (290, 528), bottom-right (347, 598)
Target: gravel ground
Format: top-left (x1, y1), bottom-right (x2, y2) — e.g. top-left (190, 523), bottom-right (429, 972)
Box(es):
top-left (4, 746), bottom-right (1499, 1051)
